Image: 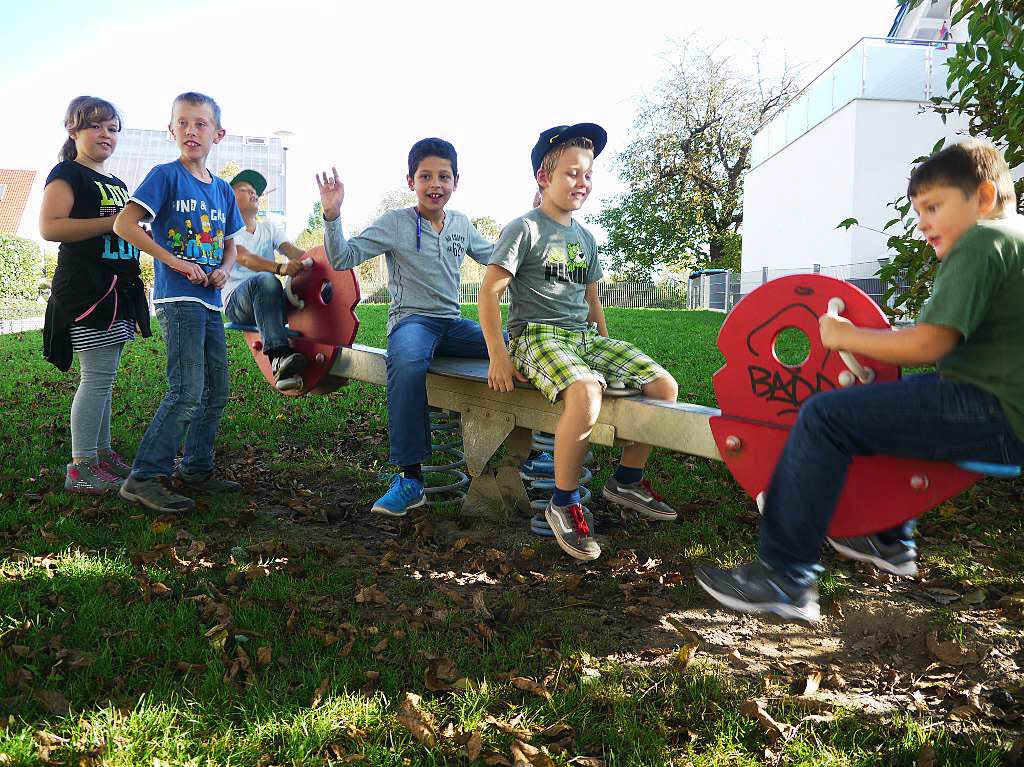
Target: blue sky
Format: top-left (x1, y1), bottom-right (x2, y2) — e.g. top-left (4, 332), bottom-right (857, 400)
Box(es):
top-left (1, 0), bottom-right (902, 240)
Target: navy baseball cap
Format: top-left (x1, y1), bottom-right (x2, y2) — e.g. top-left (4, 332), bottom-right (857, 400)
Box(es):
top-left (230, 169), bottom-right (267, 196)
top-left (531, 123), bottom-right (607, 175)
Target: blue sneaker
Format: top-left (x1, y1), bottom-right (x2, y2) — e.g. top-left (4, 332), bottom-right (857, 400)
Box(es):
top-left (371, 474), bottom-right (426, 517)
top-left (694, 559), bottom-right (820, 622)
top-left (520, 452), bottom-right (555, 481)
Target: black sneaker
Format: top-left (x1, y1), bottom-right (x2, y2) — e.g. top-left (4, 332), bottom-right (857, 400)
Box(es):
top-left (694, 559), bottom-right (820, 622)
top-left (271, 351), bottom-right (307, 391)
top-left (120, 475), bottom-right (195, 513)
top-left (545, 500), bottom-right (601, 561)
top-left (827, 535), bottom-right (918, 577)
top-left (602, 477), bottom-right (677, 521)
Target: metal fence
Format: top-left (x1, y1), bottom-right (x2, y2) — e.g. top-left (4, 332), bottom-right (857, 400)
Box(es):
top-left (689, 259), bottom-right (907, 314)
top-left (359, 281), bottom-right (687, 309)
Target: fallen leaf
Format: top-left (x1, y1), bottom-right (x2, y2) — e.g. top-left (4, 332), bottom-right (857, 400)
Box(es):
top-left (664, 616), bottom-right (702, 644)
top-left (310, 676), bottom-right (331, 708)
top-left (256, 646), bottom-right (272, 666)
top-left (34, 689), bottom-right (71, 715)
top-left (513, 739), bottom-right (555, 767)
top-left (567, 758), bottom-right (606, 767)
top-left (355, 584), bottom-right (389, 605)
top-left (962, 588), bottom-right (986, 605)
top-left (923, 587), bottom-right (962, 605)
top-left (916, 745), bottom-right (938, 767)
top-left (672, 643), bottom-right (699, 670)
top-left (473, 590), bottom-right (494, 620)
top-left (740, 699), bottom-right (788, 743)
top-left (395, 692), bottom-right (437, 748)
top-left (150, 520), bottom-right (171, 534)
top-left (802, 671), bottom-right (822, 697)
top-left (726, 650), bottom-right (747, 670)
top-left (466, 730), bottom-right (482, 761)
top-left (949, 703), bottom-right (983, 720)
top-left (371, 638), bottom-right (388, 653)
top-left (425, 657), bottom-right (461, 692)
top-left (926, 631), bottom-right (982, 666)
top-left (511, 676), bottom-right (551, 700)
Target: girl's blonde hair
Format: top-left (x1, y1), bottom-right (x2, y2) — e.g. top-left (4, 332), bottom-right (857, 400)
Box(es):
top-left (60, 96), bottom-right (122, 163)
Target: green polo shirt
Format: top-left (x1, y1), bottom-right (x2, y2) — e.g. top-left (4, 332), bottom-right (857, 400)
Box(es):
top-left (918, 215), bottom-right (1024, 440)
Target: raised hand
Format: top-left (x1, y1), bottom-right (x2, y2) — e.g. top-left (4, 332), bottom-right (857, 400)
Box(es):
top-left (315, 167), bottom-right (344, 221)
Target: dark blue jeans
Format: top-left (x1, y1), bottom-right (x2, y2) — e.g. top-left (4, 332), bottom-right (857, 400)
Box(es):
top-left (224, 273), bottom-right (290, 356)
top-left (386, 315), bottom-right (497, 467)
top-left (132, 302), bottom-right (230, 479)
top-left (760, 373), bottom-right (1024, 583)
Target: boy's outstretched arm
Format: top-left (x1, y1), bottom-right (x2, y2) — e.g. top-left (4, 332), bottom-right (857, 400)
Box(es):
top-left (114, 202), bottom-right (207, 285)
top-left (819, 315), bottom-right (960, 366)
top-left (584, 283), bottom-right (609, 337)
top-left (480, 264), bottom-right (526, 393)
top-left (316, 166), bottom-right (391, 271)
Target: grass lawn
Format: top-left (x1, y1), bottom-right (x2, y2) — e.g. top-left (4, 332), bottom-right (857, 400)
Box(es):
top-left (0, 298), bottom-right (46, 323)
top-left (1, 305), bottom-right (1022, 766)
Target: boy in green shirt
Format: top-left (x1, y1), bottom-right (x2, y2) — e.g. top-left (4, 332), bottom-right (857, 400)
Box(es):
top-left (696, 138), bottom-right (1024, 622)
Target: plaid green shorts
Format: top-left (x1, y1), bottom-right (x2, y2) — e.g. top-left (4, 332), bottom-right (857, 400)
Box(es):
top-left (509, 322), bottom-right (669, 403)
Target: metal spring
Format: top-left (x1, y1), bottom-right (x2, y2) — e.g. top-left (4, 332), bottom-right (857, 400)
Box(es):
top-left (423, 408), bottom-right (469, 499)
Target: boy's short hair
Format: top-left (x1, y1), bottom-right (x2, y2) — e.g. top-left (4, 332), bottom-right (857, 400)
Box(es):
top-left (408, 137), bottom-right (458, 178)
top-left (172, 91), bottom-right (222, 129)
top-left (539, 137), bottom-right (595, 179)
top-left (908, 138), bottom-right (1015, 212)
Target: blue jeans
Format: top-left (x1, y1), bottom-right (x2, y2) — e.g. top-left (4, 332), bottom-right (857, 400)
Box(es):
top-left (760, 373), bottom-right (1024, 583)
top-left (386, 315), bottom-right (499, 466)
top-left (224, 273), bottom-right (290, 356)
top-left (132, 302), bottom-right (230, 479)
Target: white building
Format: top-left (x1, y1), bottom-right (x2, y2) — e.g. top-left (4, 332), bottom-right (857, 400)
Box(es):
top-left (741, 1), bottom-right (971, 294)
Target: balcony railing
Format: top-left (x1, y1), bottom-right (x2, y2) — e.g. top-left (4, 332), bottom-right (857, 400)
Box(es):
top-left (751, 37), bottom-right (960, 168)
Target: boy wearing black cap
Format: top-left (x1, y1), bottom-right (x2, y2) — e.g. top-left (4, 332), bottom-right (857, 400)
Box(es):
top-left (479, 124), bottom-right (680, 562)
top-left (223, 169), bottom-right (311, 391)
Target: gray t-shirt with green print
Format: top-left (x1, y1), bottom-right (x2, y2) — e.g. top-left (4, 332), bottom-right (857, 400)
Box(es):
top-left (489, 209), bottom-right (603, 338)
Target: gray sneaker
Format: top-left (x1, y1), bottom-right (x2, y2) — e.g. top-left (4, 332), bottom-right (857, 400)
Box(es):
top-left (65, 461), bottom-right (122, 494)
top-left (602, 477), bottom-right (677, 521)
top-left (827, 535), bottom-right (918, 577)
top-left (119, 475), bottom-right (195, 513)
top-left (545, 500), bottom-right (601, 561)
top-left (271, 351), bottom-right (306, 392)
top-left (694, 559), bottom-right (821, 622)
top-left (173, 466), bottom-right (241, 493)
top-left (97, 448), bottom-right (133, 479)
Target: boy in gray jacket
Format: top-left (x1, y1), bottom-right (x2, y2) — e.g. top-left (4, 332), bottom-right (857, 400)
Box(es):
top-left (316, 138), bottom-right (496, 516)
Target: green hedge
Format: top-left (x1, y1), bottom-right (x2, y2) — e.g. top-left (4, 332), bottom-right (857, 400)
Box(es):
top-left (0, 235), bottom-right (42, 300)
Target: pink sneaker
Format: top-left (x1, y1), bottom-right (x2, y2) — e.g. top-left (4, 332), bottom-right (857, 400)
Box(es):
top-left (65, 461), bottom-right (122, 494)
top-left (98, 448), bottom-right (132, 479)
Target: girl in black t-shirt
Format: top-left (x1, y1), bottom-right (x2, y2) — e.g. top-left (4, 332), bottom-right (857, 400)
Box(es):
top-left (41, 96), bottom-right (151, 494)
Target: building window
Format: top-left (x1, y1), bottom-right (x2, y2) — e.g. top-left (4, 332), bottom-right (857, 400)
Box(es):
top-left (0, 183), bottom-right (5, 202)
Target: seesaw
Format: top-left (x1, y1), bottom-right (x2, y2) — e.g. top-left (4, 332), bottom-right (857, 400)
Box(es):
top-left (226, 247), bottom-right (1017, 535)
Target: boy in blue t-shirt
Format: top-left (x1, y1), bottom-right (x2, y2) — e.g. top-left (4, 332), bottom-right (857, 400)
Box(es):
top-left (113, 91), bottom-right (246, 513)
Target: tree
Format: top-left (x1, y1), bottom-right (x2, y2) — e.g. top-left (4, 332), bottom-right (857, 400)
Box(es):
top-left (367, 187), bottom-right (417, 229)
top-left (851, 0), bottom-right (1024, 320)
top-left (470, 216), bottom-right (500, 242)
top-left (593, 38), bottom-right (799, 278)
top-left (307, 201), bottom-right (324, 231)
top-left (217, 161), bottom-right (241, 182)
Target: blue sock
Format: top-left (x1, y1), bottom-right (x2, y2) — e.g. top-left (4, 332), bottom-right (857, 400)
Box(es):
top-left (614, 464), bottom-right (644, 485)
top-left (552, 485), bottom-right (580, 507)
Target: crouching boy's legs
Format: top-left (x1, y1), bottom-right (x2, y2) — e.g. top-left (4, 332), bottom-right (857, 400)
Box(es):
top-left (696, 373), bottom-right (1024, 622)
top-left (225, 273), bottom-right (306, 391)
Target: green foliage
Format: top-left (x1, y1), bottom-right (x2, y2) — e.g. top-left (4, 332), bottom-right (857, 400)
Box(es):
top-left (0, 234), bottom-right (42, 299)
top-left (139, 253), bottom-right (155, 292)
top-left (594, 38), bottom-right (798, 276)
top-left (307, 200), bottom-right (324, 231)
top-left (866, 1), bottom-right (1023, 320)
top-left (217, 161), bottom-right (241, 183)
top-left (470, 215), bottom-right (500, 242)
top-left (43, 246), bottom-right (59, 281)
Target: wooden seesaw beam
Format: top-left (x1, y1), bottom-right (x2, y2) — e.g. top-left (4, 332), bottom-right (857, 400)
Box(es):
top-left (323, 344), bottom-right (721, 519)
